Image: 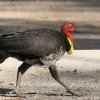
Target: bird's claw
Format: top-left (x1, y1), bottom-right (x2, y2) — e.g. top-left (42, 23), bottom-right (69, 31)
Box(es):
top-left (5, 89), bottom-right (20, 97)
top-left (71, 93), bottom-right (82, 97)
top-left (67, 90), bottom-right (82, 97)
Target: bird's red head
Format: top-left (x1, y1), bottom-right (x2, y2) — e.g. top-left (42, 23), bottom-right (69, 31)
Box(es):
top-left (61, 22), bottom-right (75, 42)
top-left (61, 22), bottom-right (76, 55)
top-left (61, 22), bottom-right (75, 32)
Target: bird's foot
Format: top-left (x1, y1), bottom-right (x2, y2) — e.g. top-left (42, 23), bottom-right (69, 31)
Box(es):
top-left (67, 90), bottom-right (82, 97)
top-left (5, 89), bottom-right (20, 97)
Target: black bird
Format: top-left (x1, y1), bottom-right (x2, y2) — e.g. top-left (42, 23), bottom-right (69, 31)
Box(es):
top-left (0, 22), bottom-right (79, 96)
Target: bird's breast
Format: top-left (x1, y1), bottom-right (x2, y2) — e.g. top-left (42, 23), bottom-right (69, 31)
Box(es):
top-left (40, 46), bottom-right (65, 66)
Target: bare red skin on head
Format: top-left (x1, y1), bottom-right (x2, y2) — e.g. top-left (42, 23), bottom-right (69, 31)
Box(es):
top-left (61, 22), bottom-right (75, 43)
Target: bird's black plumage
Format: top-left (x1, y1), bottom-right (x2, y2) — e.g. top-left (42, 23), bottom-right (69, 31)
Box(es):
top-left (0, 29), bottom-right (70, 58)
top-left (0, 23), bottom-right (79, 97)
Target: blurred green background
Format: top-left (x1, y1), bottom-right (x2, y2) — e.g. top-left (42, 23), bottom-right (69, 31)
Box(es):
top-left (0, 0), bottom-right (100, 49)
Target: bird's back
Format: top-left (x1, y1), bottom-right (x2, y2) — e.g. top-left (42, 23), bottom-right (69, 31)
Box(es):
top-left (0, 29), bottom-right (67, 56)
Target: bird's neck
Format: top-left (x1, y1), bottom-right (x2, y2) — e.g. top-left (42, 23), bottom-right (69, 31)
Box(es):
top-left (64, 31), bottom-right (74, 55)
top-left (64, 31), bottom-right (73, 43)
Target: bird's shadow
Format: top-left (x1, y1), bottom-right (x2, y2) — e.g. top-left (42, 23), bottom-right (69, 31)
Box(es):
top-left (0, 88), bottom-right (76, 97)
top-left (25, 92), bottom-right (72, 97)
top-left (0, 88), bottom-right (12, 96)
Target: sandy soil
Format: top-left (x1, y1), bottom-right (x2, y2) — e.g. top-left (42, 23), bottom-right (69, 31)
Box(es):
top-left (0, 50), bottom-right (100, 100)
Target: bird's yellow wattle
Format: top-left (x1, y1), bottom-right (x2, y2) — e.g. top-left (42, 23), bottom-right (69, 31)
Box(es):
top-left (67, 38), bottom-right (74, 55)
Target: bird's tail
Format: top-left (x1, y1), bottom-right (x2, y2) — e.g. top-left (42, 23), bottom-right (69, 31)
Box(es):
top-left (0, 35), bottom-right (10, 63)
top-left (0, 50), bottom-right (9, 63)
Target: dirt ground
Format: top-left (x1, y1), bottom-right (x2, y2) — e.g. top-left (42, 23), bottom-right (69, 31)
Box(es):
top-left (0, 50), bottom-right (100, 100)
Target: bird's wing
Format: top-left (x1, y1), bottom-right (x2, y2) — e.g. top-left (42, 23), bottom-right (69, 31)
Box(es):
top-left (0, 29), bottom-right (64, 56)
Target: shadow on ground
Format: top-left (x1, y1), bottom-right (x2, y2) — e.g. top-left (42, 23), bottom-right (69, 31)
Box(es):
top-left (0, 88), bottom-right (12, 96)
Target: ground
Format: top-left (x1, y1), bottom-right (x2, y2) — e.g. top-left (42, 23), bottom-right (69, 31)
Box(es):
top-left (0, 51), bottom-right (100, 100)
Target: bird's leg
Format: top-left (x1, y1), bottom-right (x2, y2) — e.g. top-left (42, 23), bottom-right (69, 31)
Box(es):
top-left (9, 62), bottom-right (32, 96)
top-left (49, 65), bottom-right (81, 97)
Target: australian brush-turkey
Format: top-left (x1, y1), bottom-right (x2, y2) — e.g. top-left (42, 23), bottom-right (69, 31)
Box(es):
top-left (0, 22), bottom-right (80, 96)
